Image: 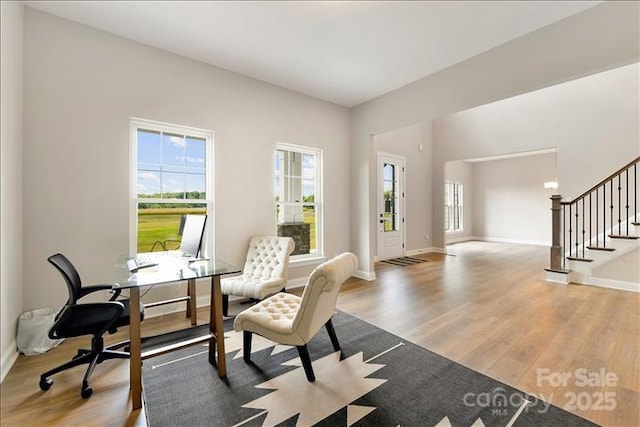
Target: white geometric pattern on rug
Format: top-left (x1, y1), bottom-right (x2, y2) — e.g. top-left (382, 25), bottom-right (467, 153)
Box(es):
top-left (223, 330), bottom-right (293, 359)
top-left (436, 416), bottom-right (486, 427)
top-left (239, 351), bottom-right (387, 426)
top-left (346, 404), bottom-right (376, 426)
top-left (151, 331), bottom-right (292, 370)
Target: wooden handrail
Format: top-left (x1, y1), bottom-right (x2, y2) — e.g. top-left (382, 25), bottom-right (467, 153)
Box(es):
top-left (561, 156), bottom-right (640, 205)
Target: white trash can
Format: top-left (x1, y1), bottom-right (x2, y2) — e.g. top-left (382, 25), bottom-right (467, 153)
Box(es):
top-left (16, 308), bottom-right (64, 355)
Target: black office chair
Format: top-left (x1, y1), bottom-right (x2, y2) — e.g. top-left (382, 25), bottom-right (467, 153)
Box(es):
top-left (39, 253), bottom-right (144, 398)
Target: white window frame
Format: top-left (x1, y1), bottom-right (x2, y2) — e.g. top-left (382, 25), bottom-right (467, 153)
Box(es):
top-left (275, 142), bottom-right (323, 263)
top-left (129, 118), bottom-right (214, 257)
top-left (445, 180), bottom-right (463, 233)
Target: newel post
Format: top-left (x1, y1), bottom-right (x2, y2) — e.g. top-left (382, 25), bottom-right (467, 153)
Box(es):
top-left (549, 194), bottom-right (563, 271)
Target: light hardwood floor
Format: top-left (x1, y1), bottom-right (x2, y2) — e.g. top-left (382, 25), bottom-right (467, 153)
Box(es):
top-left (1, 242), bottom-right (637, 426)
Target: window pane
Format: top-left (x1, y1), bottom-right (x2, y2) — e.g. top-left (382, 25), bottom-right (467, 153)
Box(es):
top-left (288, 152), bottom-right (303, 178)
top-left (275, 176), bottom-right (282, 202)
top-left (275, 150), bottom-right (284, 175)
top-left (162, 133), bottom-right (186, 166)
top-left (137, 169), bottom-right (161, 197)
top-left (303, 204), bottom-right (316, 253)
top-left (383, 197), bottom-right (398, 232)
top-left (137, 203), bottom-right (207, 253)
top-left (284, 176), bottom-right (303, 202)
top-left (185, 137), bottom-right (206, 169)
top-left (186, 173), bottom-right (205, 197)
top-left (163, 165), bottom-right (186, 174)
top-left (445, 206), bottom-right (450, 231)
top-left (384, 180), bottom-right (394, 195)
top-left (302, 179), bottom-right (314, 200)
top-left (383, 163), bottom-right (394, 181)
top-left (302, 154), bottom-right (315, 179)
top-left (162, 171), bottom-right (185, 197)
top-left (138, 130), bottom-right (161, 165)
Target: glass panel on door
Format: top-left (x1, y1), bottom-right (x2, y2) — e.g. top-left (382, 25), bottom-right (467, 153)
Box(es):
top-left (382, 163), bottom-right (398, 232)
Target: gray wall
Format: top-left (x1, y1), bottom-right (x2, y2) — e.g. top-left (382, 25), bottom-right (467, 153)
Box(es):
top-left (434, 64), bottom-right (638, 201)
top-left (470, 153), bottom-right (557, 245)
top-left (374, 122), bottom-right (433, 254)
top-left (22, 9), bottom-right (351, 312)
top-left (1, 1), bottom-right (25, 381)
top-left (350, 2), bottom-right (639, 276)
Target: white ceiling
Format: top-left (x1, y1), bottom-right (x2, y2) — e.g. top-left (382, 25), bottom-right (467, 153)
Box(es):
top-left (24, 1), bottom-right (601, 107)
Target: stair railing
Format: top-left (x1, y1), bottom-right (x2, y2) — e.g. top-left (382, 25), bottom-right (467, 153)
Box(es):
top-left (548, 156), bottom-right (640, 273)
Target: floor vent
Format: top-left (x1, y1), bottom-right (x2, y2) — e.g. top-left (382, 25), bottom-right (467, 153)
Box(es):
top-left (381, 257), bottom-right (427, 267)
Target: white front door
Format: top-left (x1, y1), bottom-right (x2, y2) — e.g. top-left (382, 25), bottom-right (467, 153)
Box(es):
top-left (377, 152), bottom-right (406, 260)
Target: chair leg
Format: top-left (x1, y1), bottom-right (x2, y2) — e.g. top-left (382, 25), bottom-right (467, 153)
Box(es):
top-left (80, 353), bottom-right (101, 398)
top-left (223, 294), bottom-right (229, 317)
top-left (106, 339), bottom-right (130, 351)
top-left (99, 349), bottom-right (130, 361)
top-left (40, 351), bottom-right (94, 381)
top-left (39, 335), bottom-right (124, 398)
top-left (325, 318), bottom-right (341, 352)
top-left (243, 331), bottom-right (252, 362)
top-left (296, 345), bottom-right (315, 382)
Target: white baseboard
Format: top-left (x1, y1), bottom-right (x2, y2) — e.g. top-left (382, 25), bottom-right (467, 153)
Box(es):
top-left (1, 340), bottom-right (18, 383)
top-left (445, 235), bottom-right (475, 244)
top-left (570, 275), bottom-right (639, 293)
top-left (354, 269), bottom-right (376, 281)
top-left (406, 247), bottom-right (440, 256)
top-left (470, 236), bottom-right (551, 246)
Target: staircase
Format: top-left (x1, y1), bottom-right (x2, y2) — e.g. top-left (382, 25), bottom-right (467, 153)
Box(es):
top-left (546, 157), bottom-right (640, 292)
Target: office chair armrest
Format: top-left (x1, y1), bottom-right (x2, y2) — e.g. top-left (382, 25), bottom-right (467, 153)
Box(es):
top-left (49, 301), bottom-right (125, 339)
top-left (78, 284), bottom-right (119, 300)
top-left (108, 283), bottom-right (122, 301)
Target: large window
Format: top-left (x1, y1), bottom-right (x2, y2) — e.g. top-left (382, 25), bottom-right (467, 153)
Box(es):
top-left (445, 180), bottom-right (463, 232)
top-left (130, 119), bottom-right (213, 255)
top-left (274, 143), bottom-right (322, 259)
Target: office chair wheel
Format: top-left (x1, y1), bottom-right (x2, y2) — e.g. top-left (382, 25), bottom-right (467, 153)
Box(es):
top-left (81, 386), bottom-right (93, 398)
top-left (39, 378), bottom-right (53, 391)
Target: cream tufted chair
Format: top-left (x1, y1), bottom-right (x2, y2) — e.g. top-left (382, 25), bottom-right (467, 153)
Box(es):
top-left (221, 236), bottom-right (295, 316)
top-left (234, 252), bottom-right (357, 381)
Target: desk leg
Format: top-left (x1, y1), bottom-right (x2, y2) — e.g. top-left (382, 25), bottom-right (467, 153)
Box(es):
top-left (186, 285), bottom-right (191, 319)
top-left (209, 275), bottom-right (226, 377)
top-left (187, 278), bottom-right (197, 326)
top-left (129, 287), bottom-right (142, 410)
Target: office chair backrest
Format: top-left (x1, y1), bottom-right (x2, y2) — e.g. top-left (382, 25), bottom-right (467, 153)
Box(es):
top-left (179, 214), bottom-right (207, 257)
top-left (48, 253), bottom-right (82, 305)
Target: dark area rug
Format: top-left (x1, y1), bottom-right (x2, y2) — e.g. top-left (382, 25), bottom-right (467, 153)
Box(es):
top-left (381, 256), bottom-right (427, 267)
top-left (143, 311), bottom-right (597, 426)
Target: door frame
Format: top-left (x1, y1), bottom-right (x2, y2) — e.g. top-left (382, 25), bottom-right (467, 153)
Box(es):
top-left (376, 151), bottom-right (406, 261)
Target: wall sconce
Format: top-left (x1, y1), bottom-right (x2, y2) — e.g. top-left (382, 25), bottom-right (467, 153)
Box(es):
top-left (544, 181), bottom-right (559, 190)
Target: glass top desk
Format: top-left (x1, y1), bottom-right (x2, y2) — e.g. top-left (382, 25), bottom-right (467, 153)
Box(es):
top-left (113, 255), bottom-right (240, 410)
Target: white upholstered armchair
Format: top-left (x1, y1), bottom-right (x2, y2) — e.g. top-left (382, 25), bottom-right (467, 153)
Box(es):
top-left (221, 236), bottom-right (295, 316)
top-left (234, 252), bottom-right (358, 381)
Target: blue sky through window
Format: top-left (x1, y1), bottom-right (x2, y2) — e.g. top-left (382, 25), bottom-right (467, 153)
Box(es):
top-left (137, 129), bottom-right (206, 197)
